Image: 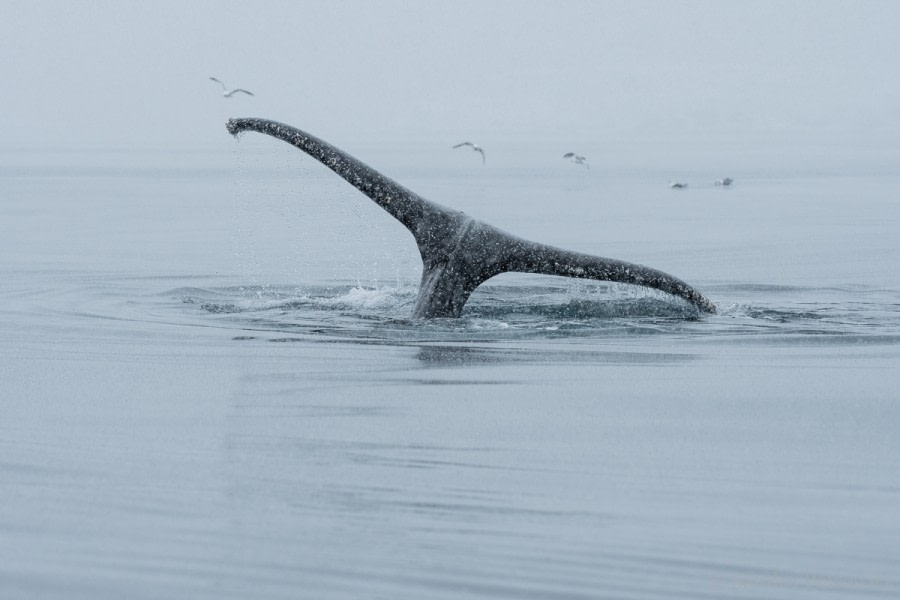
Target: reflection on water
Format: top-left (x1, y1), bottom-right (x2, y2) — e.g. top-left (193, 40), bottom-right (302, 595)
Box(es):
top-left (412, 344), bottom-right (696, 366)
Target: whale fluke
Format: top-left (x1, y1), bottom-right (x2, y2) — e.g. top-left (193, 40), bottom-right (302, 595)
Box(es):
top-left (226, 118), bottom-right (716, 318)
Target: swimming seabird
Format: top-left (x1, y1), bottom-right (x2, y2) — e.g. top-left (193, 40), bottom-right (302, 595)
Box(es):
top-left (209, 77), bottom-right (254, 98)
top-left (715, 177), bottom-right (734, 186)
top-left (452, 141), bottom-right (486, 164)
top-left (563, 152), bottom-right (590, 169)
top-left (669, 181), bottom-right (689, 189)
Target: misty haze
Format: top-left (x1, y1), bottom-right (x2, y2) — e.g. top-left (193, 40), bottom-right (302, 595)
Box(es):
top-left (2, 2), bottom-right (899, 599)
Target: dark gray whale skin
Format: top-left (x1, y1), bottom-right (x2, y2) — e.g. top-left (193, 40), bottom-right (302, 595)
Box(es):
top-left (226, 118), bottom-right (716, 318)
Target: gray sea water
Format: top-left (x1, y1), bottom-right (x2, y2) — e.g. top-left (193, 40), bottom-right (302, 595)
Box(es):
top-left (2, 136), bottom-right (899, 599)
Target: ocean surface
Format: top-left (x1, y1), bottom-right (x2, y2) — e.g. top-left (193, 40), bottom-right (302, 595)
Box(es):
top-left (2, 135), bottom-right (899, 599)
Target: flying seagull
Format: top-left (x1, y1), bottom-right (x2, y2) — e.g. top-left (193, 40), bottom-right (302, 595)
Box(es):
top-left (209, 77), bottom-right (254, 98)
top-left (452, 141), bottom-right (485, 164)
top-left (563, 152), bottom-right (590, 169)
top-left (715, 177), bottom-right (734, 186)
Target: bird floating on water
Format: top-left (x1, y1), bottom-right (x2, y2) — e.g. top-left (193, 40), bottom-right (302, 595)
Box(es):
top-left (209, 77), bottom-right (254, 98)
top-left (715, 177), bottom-right (734, 186)
top-left (563, 152), bottom-right (590, 169)
top-left (670, 181), bottom-right (689, 189)
top-left (452, 141), bottom-right (485, 164)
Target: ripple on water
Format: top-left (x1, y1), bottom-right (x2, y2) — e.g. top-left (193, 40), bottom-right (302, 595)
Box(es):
top-left (162, 279), bottom-right (900, 348)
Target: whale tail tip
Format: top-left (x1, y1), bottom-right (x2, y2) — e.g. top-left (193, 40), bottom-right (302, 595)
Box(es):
top-left (226, 118), bottom-right (241, 137)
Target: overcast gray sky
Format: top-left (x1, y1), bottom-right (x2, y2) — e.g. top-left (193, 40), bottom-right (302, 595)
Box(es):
top-left (3, 0), bottom-right (899, 149)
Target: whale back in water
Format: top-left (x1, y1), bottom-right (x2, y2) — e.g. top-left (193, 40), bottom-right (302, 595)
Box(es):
top-left (226, 118), bottom-right (716, 318)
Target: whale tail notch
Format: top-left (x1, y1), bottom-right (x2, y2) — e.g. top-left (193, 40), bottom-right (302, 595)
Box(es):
top-left (226, 118), bottom-right (716, 318)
